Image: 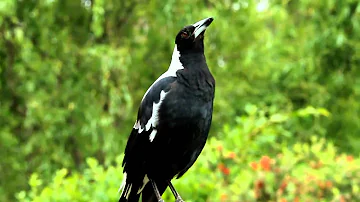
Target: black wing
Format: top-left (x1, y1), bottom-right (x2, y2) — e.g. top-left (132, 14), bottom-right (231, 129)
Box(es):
top-left (122, 76), bottom-right (177, 167)
top-left (119, 76), bottom-right (177, 201)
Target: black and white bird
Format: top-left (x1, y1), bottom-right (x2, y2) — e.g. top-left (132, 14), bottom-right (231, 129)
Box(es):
top-left (119, 17), bottom-right (215, 202)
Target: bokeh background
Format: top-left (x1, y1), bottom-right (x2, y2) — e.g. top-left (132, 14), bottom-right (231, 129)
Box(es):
top-left (1, 0), bottom-right (360, 201)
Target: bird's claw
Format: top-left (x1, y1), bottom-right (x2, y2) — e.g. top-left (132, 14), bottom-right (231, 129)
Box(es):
top-left (175, 198), bottom-right (185, 202)
top-left (158, 200), bottom-right (165, 202)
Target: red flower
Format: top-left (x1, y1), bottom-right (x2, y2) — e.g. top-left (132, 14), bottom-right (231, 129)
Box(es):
top-left (222, 167), bottom-right (230, 175)
top-left (260, 156), bottom-right (272, 171)
top-left (250, 162), bottom-right (258, 171)
top-left (326, 180), bottom-right (333, 189)
top-left (218, 163), bottom-right (225, 170)
top-left (318, 180), bottom-right (326, 189)
top-left (216, 145), bottom-right (223, 151)
top-left (218, 163), bottom-right (230, 175)
top-left (227, 152), bottom-right (236, 159)
top-left (346, 155), bottom-right (354, 162)
top-left (279, 181), bottom-right (287, 191)
top-left (220, 193), bottom-right (228, 201)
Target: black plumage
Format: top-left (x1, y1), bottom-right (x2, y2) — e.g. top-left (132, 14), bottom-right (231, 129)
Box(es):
top-left (119, 17), bottom-right (215, 202)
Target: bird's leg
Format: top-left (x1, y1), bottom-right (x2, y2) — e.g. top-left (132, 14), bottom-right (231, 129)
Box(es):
top-left (150, 180), bottom-right (165, 202)
top-left (167, 181), bottom-right (185, 202)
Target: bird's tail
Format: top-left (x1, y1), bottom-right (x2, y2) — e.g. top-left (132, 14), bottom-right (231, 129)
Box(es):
top-left (141, 180), bottom-right (168, 202)
top-left (118, 172), bottom-right (168, 202)
top-left (118, 183), bottom-right (141, 202)
top-left (118, 173), bottom-right (141, 202)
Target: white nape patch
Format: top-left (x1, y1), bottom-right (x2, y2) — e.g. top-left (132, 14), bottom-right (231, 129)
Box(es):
top-left (137, 175), bottom-right (150, 194)
top-left (141, 46), bottom-right (183, 102)
top-left (168, 46), bottom-right (184, 74)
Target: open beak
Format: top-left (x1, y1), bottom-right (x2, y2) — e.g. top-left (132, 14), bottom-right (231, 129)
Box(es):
top-left (192, 17), bottom-right (214, 38)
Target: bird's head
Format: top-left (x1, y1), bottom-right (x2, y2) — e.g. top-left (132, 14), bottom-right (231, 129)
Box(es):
top-left (175, 17), bottom-right (213, 54)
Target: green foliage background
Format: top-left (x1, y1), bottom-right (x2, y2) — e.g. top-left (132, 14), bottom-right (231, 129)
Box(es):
top-left (0, 0), bottom-right (359, 201)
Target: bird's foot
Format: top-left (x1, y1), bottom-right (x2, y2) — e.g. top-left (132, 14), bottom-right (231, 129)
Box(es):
top-left (175, 197), bottom-right (185, 202)
top-left (158, 200), bottom-right (165, 202)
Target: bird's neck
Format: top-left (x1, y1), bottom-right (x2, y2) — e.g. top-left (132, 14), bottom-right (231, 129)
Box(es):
top-left (179, 52), bottom-right (206, 63)
top-left (178, 52), bottom-right (208, 73)
top-left (168, 47), bottom-right (206, 72)
top-left (169, 47), bottom-right (214, 92)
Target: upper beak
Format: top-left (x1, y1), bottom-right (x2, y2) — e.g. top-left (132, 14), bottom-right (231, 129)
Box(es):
top-left (192, 17), bottom-right (214, 38)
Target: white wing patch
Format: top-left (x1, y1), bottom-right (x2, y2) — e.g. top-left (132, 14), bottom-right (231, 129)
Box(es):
top-left (134, 90), bottom-right (168, 142)
top-left (133, 121), bottom-right (140, 129)
top-left (132, 45), bottom-right (182, 141)
top-left (146, 90), bottom-right (167, 142)
top-left (149, 130), bottom-right (157, 142)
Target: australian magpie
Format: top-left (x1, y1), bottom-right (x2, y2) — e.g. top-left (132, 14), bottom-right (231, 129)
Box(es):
top-left (119, 17), bottom-right (215, 202)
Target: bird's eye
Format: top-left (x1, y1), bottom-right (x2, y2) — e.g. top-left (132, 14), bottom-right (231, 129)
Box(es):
top-left (181, 32), bottom-right (189, 39)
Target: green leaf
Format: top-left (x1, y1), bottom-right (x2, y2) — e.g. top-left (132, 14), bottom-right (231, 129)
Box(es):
top-left (86, 158), bottom-right (99, 169)
top-left (270, 113), bottom-right (289, 123)
top-left (29, 173), bottom-right (42, 188)
top-left (244, 103), bottom-right (258, 115)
